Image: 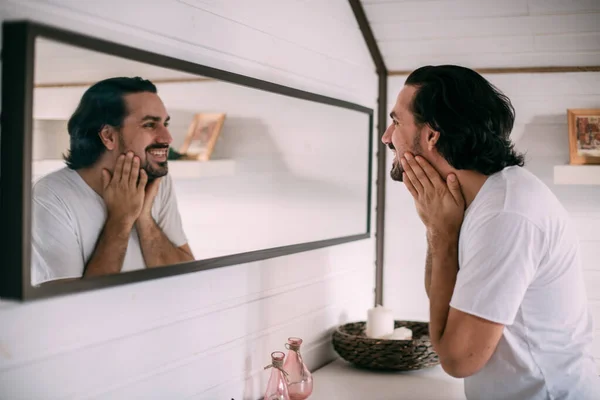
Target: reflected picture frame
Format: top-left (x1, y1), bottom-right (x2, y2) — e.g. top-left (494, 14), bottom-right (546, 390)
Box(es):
top-left (0, 20), bottom-right (374, 301)
top-left (179, 113), bottom-right (226, 161)
top-left (567, 108), bottom-right (600, 165)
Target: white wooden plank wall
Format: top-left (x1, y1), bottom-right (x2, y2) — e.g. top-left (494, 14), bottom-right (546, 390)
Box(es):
top-left (384, 72), bottom-right (600, 372)
top-left (0, 1), bottom-right (378, 399)
top-left (360, 0), bottom-right (600, 70)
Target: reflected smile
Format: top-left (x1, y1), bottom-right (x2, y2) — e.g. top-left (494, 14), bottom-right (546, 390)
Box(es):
top-left (147, 148), bottom-right (168, 162)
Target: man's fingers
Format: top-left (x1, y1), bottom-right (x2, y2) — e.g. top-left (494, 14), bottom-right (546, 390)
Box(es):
top-left (447, 174), bottom-right (464, 207)
top-left (129, 156), bottom-right (140, 187)
top-left (121, 152), bottom-right (134, 181)
top-left (405, 153), bottom-right (433, 190)
top-left (138, 168), bottom-right (148, 191)
top-left (415, 156), bottom-right (444, 188)
top-left (401, 157), bottom-right (423, 194)
top-left (403, 172), bottom-right (419, 198)
top-left (113, 154), bottom-right (125, 183)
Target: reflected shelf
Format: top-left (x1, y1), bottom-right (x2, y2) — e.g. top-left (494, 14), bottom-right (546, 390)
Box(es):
top-left (553, 165), bottom-right (600, 185)
top-left (32, 159), bottom-right (236, 181)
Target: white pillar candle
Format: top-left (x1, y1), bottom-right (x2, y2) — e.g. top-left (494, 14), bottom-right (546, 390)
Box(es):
top-left (366, 305), bottom-right (394, 338)
top-left (387, 326), bottom-right (413, 340)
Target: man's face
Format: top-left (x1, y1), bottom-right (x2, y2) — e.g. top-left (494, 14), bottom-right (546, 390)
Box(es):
top-left (115, 92), bottom-right (172, 180)
top-left (381, 85), bottom-right (426, 182)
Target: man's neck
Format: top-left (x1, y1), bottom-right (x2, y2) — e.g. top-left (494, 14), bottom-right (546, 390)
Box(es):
top-left (76, 159), bottom-right (112, 197)
top-left (452, 169), bottom-right (489, 209)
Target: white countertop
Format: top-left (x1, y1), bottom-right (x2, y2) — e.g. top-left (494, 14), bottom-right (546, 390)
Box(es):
top-left (310, 358), bottom-right (466, 400)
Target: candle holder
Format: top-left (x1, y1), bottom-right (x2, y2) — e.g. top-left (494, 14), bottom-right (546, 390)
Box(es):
top-left (332, 320), bottom-right (439, 371)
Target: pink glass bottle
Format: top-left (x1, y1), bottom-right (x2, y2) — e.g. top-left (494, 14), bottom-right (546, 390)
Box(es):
top-left (263, 351), bottom-right (290, 400)
top-left (283, 337), bottom-right (313, 400)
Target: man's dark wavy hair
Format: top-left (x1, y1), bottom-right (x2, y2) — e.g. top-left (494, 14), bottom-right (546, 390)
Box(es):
top-left (405, 65), bottom-right (525, 175)
top-left (63, 76), bottom-right (157, 169)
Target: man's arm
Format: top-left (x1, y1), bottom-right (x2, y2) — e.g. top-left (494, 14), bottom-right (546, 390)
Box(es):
top-left (83, 218), bottom-right (134, 277)
top-left (424, 233), bottom-right (433, 298)
top-left (83, 152), bottom-right (149, 277)
top-left (401, 153), bottom-right (505, 379)
top-left (428, 232), bottom-right (504, 378)
top-left (135, 216), bottom-right (194, 267)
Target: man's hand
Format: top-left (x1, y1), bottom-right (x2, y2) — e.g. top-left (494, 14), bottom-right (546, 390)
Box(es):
top-left (401, 152), bottom-right (465, 238)
top-left (101, 151), bottom-right (147, 227)
top-left (138, 177), bottom-right (162, 222)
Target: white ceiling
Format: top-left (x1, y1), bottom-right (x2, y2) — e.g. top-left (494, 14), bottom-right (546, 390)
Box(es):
top-left (359, 0), bottom-right (600, 72)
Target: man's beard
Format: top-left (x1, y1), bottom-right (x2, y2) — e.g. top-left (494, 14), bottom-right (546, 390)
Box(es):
top-left (143, 150), bottom-right (169, 182)
top-left (390, 159), bottom-right (404, 181)
top-left (118, 135), bottom-right (169, 182)
top-left (389, 132), bottom-right (422, 182)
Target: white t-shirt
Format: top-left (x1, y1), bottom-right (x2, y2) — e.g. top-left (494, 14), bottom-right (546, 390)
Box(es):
top-left (450, 166), bottom-right (599, 399)
top-left (31, 167), bottom-right (188, 285)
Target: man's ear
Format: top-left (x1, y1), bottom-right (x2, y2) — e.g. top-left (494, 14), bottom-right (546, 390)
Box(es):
top-left (425, 127), bottom-right (440, 151)
top-left (98, 125), bottom-right (118, 151)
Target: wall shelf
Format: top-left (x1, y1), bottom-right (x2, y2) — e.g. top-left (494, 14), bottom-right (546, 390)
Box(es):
top-left (168, 159), bottom-right (235, 179)
top-left (32, 159), bottom-right (236, 181)
top-left (553, 165), bottom-right (600, 185)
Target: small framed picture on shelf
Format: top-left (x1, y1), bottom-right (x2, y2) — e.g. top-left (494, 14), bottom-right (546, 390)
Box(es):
top-left (179, 112), bottom-right (226, 161)
top-left (567, 108), bottom-right (600, 165)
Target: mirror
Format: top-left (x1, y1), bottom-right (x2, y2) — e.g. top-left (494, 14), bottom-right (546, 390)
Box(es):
top-left (0, 21), bottom-right (373, 300)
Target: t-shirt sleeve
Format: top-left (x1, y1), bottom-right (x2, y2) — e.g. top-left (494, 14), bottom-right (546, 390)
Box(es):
top-left (31, 184), bottom-right (84, 285)
top-left (450, 211), bottom-right (546, 326)
top-left (155, 175), bottom-right (188, 248)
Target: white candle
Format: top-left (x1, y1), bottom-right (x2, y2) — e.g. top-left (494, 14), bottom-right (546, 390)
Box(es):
top-left (366, 305), bottom-right (394, 338)
top-left (386, 326), bottom-right (413, 340)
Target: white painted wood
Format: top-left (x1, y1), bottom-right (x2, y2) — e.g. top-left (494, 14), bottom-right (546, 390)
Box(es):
top-left (1, 0), bottom-right (376, 105)
top-left (363, 0), bottom-right (528, 23)
top-left (166, 160), bottom-right (236, 179)
top-left (360, 0), bottom-right (600, 70)
top-left (380, 35), bottom-right (536, 58)
top-left (309, 359), bottom-right (466, 400)
top-left (581, 242), bottom-right (600, 271)
top-left (554, 165), bottom-right (600, 185)
top-left (32, 159), bottom-right (237, 181)
top-left (372, 13), bottom-right (600, 41)
top-left (572, 215), bottom-right (600, 242)
top-left (0, 1), bottom-right (378, 399)
top-left (0, 269), bottom-right (372, 400)
top-left (385, 52), bottom-right (600, 71)
top-left (175, 0), bottom-right (372, 68)
top-left (535, 32), bottom-right (600, 53)
top-left (528, 0), bottom-right (600, 15)
top-left (585, 270), bottom-right (600, 301)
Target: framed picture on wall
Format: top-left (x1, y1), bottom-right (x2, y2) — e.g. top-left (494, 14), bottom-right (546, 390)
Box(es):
top-left (567, 108), bottom-right (600, 165)
top-left (179, 112), bottom-right (226, 161)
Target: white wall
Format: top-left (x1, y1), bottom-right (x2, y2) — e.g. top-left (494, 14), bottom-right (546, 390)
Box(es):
top-left (0, 1), bottom-right (378, 399)
top-left (384, 72), bottom-right (600, 371)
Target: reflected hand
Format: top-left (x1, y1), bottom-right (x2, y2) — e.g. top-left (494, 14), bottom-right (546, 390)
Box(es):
top-left (101, 151), bottom-right (147, 227)
top-left (401, 152), bottom-right (465, 238)
top-left (139, 177), bottom-right (162, 221)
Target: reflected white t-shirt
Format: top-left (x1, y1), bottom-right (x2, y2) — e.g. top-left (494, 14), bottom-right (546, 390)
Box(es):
top-left (31, 167), bottom-right (188, 285)
top-left (450, 166), bottom-right (599, 399)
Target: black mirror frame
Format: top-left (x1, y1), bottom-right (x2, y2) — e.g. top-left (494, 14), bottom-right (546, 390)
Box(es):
top-left (0, 20), bottom-right (374, 301)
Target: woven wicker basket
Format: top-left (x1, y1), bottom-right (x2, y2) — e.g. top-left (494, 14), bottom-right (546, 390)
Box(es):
top-left (332, 320), bottom-right (439, 371)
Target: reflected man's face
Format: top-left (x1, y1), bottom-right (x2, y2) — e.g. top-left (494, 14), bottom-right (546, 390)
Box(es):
top-left (114, 92), bottom-right (173, 180)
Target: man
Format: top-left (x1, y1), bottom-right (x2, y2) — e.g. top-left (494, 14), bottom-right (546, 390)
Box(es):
top-left (31, 77), bottom-right (194, 285)
top-left (382, 65), bottom-right (599, 399)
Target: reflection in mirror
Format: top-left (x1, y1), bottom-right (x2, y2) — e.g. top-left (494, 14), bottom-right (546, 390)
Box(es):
top-left (31, 37), bottom-right (371, 286)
